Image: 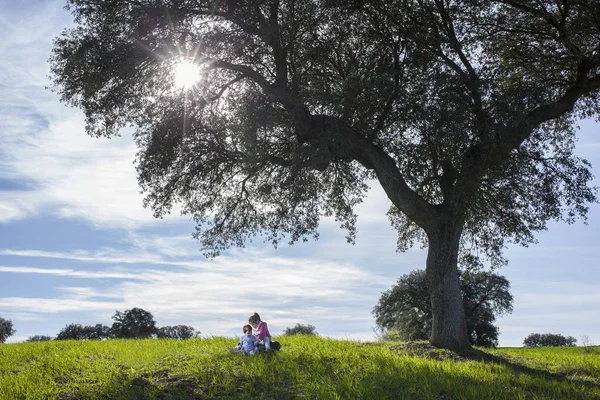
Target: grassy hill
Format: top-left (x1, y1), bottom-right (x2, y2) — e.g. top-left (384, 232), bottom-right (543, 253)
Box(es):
top-left (1, 336), bottom-right (598, 399)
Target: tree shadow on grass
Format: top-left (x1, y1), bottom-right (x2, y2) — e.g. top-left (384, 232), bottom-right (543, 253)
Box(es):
top-left (459, 347), bottom-right (600, 392)
top-left (387, 342), bottom-right (600, 399)
top-left (391, 342), bottom-right (599, 387)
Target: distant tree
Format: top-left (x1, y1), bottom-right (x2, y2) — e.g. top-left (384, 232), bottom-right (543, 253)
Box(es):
top-left (461, 272), bottom-right (514, 348)
top-left (26, 335), bottom-right (53, 342)
top-left (523, 333), bottom-right (577, 348)
top-left (374, 270), bottom-right (432, 342)
top-left (156, 325), bottom-right (199, 340)
top-left (374, 270), bottom-right (513, 347)
top-left (110, 308), bottom-right (157, 339)
top-left (283, 324), bottom-right (318, 336)
top-left (56, 323), bottom-right (110, 340)
top-left (0, 317), bottom-right (16, 343)
top-left (56, 324), bottom-right (87, 340)
top-left (84, 324), bottom-right (111, 340)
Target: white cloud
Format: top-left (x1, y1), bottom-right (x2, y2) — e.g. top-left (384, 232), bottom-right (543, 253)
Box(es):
top-left (497, 310), bottom-right (599, 348)
top-left (0, 193), bottom-right (43, 223)
top-left (0, 2), bottom-right (187, 230)
top-left (494, 279), bottom-right (600, 347)
top-left (0, 265), bottom-right (144, 280)
top-left (0, 297), bottom-right (122, 314)
top-left (125, 233), bottom-right (201, 259)
top-left (0, 248), bottom-right (195, 267)
top-left (0, 247), bottom-right (390, 340)
top-left (0, 110), bottom-right (184, 228)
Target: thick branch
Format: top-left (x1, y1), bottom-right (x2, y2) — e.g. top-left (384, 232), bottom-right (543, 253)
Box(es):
top-left (267, 0), bottom-right (288, 88)
top-left (454, 61), bottom-right (600, 212)
top-left (302, 115), bottom-right (439, 230)
top-left (527, 73), bottom-right (600, 128)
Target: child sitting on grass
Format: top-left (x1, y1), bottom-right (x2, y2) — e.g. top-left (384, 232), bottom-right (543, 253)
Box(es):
top-left (249, 312), bottom-right (281, 351)
top-left (232, 324), bottom-right (257, 355)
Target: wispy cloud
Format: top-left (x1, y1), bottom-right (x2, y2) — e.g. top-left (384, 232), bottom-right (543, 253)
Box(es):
top-left (495, 279), bottom-right (600, 346)
top-left (0, 247), bottom-right (389, 338)
top-left (0, 265), bottom-right (144, 280)
top-left (0, 297), bottom-right (122, 314)
top-left (0, 1), bottom-right (188, 229)
top-left (0, 191), bottom-right (48, 222)
top-left (0, 247), bottom-right (197, 267)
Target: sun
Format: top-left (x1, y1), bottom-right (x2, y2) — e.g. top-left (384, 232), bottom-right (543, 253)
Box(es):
top-left (173, 59), bottom-right (201, 89)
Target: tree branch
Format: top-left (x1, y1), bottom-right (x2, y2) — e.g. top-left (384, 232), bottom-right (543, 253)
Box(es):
top-left (497, 0), bottom-right (583, 57)
top-left (527, 72), bottom-right (600, 128)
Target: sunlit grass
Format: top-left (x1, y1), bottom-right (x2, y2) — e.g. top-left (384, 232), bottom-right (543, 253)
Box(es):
top-left (1, 336), bottom-right (599, 399)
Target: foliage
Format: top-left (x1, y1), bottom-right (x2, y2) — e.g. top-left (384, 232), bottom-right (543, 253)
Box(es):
top-left (53, 312), bottom-right (197, 341)
top-left (48, 0), bottom-right (600, 261)
top-left (523, 333), bottom-right (577, 348)
top-left (2, 337), bottom-right (600, 399)
top-left (156, 325), bottom-right (199, 340)
top-left (56, 324), bottom-right (110, 340)
top-left (374, 270), bottom-right (513, 347)
top-left (84, 324), bottom-right (111, 340)
top-left (25, 336), bottom-right (53, 342)
top-left (0, 317), bottom-right (15, 344)
top-left (55, 324), bottom-right (84, 340)
top-left (283, 323), bottom-right (318, 336)
top-left (110, 308), bottom-right (157, 339)
top-left (50, 0), bottom-right (600, 349)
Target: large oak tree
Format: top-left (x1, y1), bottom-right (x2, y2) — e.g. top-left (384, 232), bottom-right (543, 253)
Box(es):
top-left (50, 0), bottom-right (600, 350)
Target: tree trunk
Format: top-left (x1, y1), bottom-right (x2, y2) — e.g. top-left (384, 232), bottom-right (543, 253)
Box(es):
top-left (426, 223), bottom-right (471, 351)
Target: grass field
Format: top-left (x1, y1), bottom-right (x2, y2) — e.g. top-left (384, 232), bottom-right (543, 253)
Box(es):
top-left (1, 336), bottom-right (599, 399)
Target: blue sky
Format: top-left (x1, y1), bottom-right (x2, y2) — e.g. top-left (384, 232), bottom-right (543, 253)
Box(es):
top-left (0, 0), bottom-right (598, 347)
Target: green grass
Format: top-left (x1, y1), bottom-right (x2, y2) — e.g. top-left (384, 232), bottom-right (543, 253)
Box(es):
top-left (1, 337), bottom-right (599, 399)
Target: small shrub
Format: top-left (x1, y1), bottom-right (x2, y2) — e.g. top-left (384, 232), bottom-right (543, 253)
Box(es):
top-left (283, 323), bottom-right (318, 336)
top-left (580, 334), bottom-right (595, 353)
top-left (523, 333), bottom-right (577, 347)
top-left (56, 324), bottom-right (110, 340)
top-left (26, 335), bottom-right (53, 342)
top-left (156, 325), bottom-right (199, 339)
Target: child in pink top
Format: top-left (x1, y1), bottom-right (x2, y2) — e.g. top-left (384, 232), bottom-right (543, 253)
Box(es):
top-left (249, 312), bottom-right (271, 350)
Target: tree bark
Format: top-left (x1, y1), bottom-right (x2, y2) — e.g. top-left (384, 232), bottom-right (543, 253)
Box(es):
top-left (426, 220), bottom-right (471, 351)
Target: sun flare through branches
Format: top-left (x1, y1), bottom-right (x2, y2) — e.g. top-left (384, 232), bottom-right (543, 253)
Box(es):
top-left (173, 59), bottom-right (201, 90)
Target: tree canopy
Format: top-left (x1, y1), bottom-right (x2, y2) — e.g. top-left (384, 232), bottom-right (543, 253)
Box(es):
top-left (50, 0), bottom-right (600, 349)
top-left (0, 317), bottom-right (15, 343)
top-left (156, 325), bottom-right (200, 339)
top-left (283, 323), bottom-right (318, 336)
top-left (26, 335), bottom-right (54, 342)
top-left (374, 269), bottom-right (513, 347)
top-left (110, 308), bottom-right (157, 339)
top-left (523, 333), bottom-right (577, 347)
top-left (56, 323), bottom-right (111, 340)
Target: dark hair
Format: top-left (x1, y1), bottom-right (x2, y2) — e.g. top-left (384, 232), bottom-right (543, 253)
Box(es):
top-left (243, 324), bottom-right (253, 334)
top-left (249, 313), bottom-right (261, 325)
